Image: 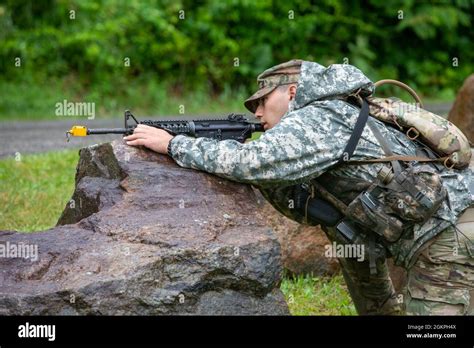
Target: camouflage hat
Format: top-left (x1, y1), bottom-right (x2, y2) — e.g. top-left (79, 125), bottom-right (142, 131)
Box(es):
top-left (244, 59), bottom-right (303, 113)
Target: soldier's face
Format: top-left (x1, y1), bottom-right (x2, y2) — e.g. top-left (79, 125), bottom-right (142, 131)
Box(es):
top-left (254, 85), bottom-right (296, 130)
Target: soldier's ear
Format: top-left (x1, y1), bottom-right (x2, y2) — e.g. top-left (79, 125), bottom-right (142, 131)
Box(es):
top-left (289, 85), bottom-right (297, 100)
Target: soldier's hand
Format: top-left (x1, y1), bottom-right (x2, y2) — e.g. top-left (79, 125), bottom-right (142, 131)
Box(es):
top-left (124, 124), bottom-right (174, 154)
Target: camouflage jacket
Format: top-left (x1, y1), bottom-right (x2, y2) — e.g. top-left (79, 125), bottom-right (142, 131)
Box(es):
top-left (169, 61), bottom-right (474, 268)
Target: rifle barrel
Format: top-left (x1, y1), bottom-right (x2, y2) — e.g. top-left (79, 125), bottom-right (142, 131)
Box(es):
top-left (88, 128), bottom-right (128, 135)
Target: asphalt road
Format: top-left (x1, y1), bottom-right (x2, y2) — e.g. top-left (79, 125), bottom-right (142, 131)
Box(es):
top-left (0, 103), bottom-right (451, 159)
top-left (0, 113), bottom-right (259, 159)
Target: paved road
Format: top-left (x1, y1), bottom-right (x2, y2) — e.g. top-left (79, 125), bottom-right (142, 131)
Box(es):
top-left (0, 103), bottom-right (451, 159)
top-left (0, 114), bottom-right (259, 159)
top-left (0, 119), bottom-right (119, 158)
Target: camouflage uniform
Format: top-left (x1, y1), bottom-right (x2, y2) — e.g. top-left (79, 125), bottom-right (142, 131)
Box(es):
top-left (168, 60), bottom-right (474, 315)
top-left (406, 209), bottom-right (474, 315)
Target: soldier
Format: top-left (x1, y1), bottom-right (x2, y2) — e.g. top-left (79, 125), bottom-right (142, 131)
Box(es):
top-left (124, 60), bottom-right (474, 315)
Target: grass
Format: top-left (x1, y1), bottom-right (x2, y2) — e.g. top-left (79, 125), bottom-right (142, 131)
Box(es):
top-left (0, 149), bottom-right (78, 232)
top-left (0, 149), bottom-right (354, 315)
top-left (0, 76), bottom-right (249, 121)
top-left (0, 75), bottom-right (455, 122)
top-left (281, 273), bottom-right (356, 315)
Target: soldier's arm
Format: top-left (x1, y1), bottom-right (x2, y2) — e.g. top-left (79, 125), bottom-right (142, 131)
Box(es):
top-left (168, 105), bottom-right (350, 188)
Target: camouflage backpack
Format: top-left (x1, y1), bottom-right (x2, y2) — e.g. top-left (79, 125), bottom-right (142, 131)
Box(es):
top-left (311, 80), bottom-right (471, 249)
top-left (358, 79), bottom-right (472, 169)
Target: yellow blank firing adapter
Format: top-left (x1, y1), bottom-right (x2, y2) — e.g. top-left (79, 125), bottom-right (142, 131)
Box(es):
top-left (66, 126), bottom-right (88, 141)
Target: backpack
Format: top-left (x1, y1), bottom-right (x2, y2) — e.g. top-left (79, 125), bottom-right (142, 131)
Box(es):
top-left (301, 79), bottom-right (471, 273)
top-left (358, 79), bottom-right (472, 169)
top-left (308, 79), bottom-right (470, 243)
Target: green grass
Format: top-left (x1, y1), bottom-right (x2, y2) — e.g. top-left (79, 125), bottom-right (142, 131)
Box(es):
top-left (0, 75), bottom-right (454, 122)
top-left (0, 148), bottom-right (354, 315)
top-left (281, 273), bottom-right (356, 315)
top-left (0, 149), bottom-right (78, 232)
top-left (0, 76), bottom-right (249, 121)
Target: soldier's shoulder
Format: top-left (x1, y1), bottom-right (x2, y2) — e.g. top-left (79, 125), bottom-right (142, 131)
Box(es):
top-left (284, 100), bottom-right (357, 128)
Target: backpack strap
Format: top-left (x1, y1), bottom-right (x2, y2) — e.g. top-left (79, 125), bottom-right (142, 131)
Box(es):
top-left (343, 106), bottom-right (453, 169)
top-left (374, 79), bottom-right (424, 107)
top-left (336, 97), bottom-right (451, 168)
top-left (337, 98), bottom-right (370, 164)
top-left (366, 119), bottom-right (403, 175)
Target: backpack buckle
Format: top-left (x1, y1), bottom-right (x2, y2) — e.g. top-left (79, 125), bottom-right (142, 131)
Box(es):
top-left (444, 156), bottom-right (456, 170)
top-left (406, 127), bottom-right (420, 140)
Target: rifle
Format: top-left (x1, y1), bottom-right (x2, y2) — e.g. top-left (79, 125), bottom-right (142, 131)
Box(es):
top-left (66, 110), bottom-right (264, 143)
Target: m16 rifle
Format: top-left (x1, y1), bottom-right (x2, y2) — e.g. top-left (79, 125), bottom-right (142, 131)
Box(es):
top-left (66, 110), bottom-right (264, 143)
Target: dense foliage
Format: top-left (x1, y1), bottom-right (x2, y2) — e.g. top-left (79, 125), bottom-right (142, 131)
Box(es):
top-left (1, 0), bottom-right (473, 99)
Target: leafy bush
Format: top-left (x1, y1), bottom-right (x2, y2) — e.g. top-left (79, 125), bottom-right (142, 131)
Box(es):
top-left (0, 0), bottom-right (472, 99)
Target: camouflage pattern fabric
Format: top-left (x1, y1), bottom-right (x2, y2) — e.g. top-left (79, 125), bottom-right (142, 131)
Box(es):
top-left (322, 224), bottom-right (404, 315)
top-left (406, 207), bottom-right (474, 315)
top-left (367, 97), bottom-right (472, 169)
top-left (168, 60), bottom-right (474, 315)
top-left (169, 60), bottom-right (474, 270)
top-left (244, 59), bottom-right (302, 113)
top-left (344, 163), bottom-right (448, 243)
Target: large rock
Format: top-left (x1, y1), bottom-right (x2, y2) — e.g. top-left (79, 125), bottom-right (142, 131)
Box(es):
top-left (0, 140), bottom-right (289, 315)
top-left (253, 189), bottom-right (339, 276)
top-left (448, 74), bottom-right (474, 143)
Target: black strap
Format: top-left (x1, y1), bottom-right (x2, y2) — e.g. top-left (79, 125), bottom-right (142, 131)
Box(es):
top-left (337, 99), bottom-right (405, 175)
top-left (337, 99), bottom-right (369, 164)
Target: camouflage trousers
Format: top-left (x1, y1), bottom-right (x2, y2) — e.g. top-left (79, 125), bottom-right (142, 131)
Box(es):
top-left (406, 207), bottom-right (474, 315)
top-left (322, 206), bottom-right (474, 315)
